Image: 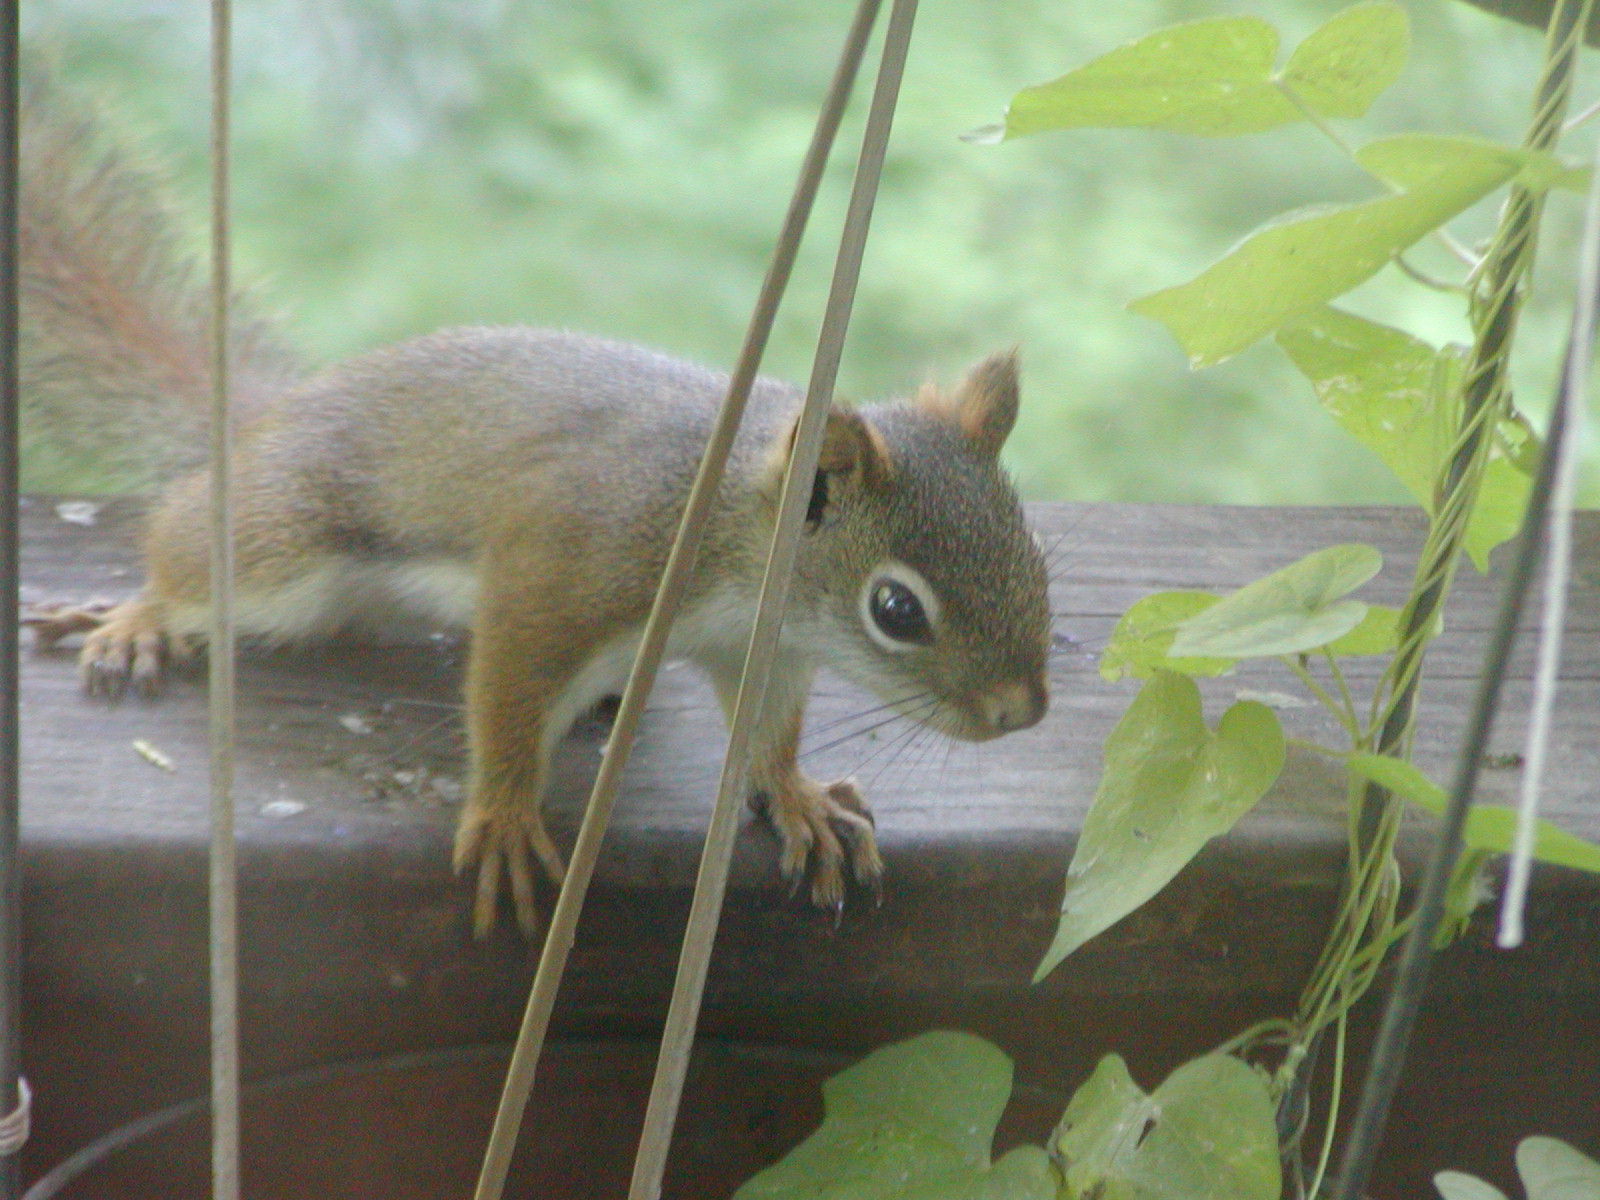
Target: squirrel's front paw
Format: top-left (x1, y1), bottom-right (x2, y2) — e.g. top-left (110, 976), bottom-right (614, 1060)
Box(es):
top-left (452, 800), bottom-right (567, 939)
top-left (66, 600), bottom-right (188, 699)
top-left (756, 775), bottom-right (882, 913)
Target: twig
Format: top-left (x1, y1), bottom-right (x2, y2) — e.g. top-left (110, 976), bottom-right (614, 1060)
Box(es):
top-left (468, 5), bottom-right (885, 1198)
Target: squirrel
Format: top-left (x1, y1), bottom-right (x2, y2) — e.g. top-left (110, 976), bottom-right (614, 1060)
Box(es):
top-left (19, 71), bottom-right (1054, 938)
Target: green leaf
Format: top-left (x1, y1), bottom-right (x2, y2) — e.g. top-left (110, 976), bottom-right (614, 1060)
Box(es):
top-left (1055, 1053), bottom-right (1280, 1200)
top-left (1357, 134), bottom-right (1529, 191)
top-left (1132, 146), bottom-right (1521, 365)
top-left (1357, 134), bottom-right (1585, 196)
top-left (1465, 456), bottom-right (1533, 572)
top-left (734, 1032), bottom-right (1058, 1200)
top-left (1324, 603), bottom-right (1404, 655)
top-left (1280, 1), bottom-right (1409, 118)
top-left (1167, 543), bottom-right (1382, 658)
top-left (1518, 1136), bottom-right (1600, 1200)
top-left (1435, 1171), bottom-right (1513, 1200)
top-left (1277, 306), bottom-right (1458, 506)
top-left (1001, 17), bottom-right (1299, 139)
top-left (997, 4), bottom-right (1411, 141)
top-left (1037, 673), bottom-right (1284, 977)
top-left (1099, 591), bottom-right (1234, 681)
top-left (1276, 306), bottom-right (1532, 571)
top-left (1347, 753), bottom-right (1600, 873)
top-left (1546, 163), bottom-right (1594, 194)
top-left (1436, 1138), bottom-right (1600, 1200)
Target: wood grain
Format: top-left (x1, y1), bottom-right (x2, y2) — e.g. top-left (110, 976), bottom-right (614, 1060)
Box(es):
top-left (16, 496), bottom-right (1600, 1196)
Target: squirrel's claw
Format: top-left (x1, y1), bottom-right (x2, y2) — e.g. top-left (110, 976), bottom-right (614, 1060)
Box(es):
top-left (65, 599), bottom-right (178, 701)
top-left (763, 774), bottom-right (882, 917)
top-left (453, 800), bottom-right (565, 939)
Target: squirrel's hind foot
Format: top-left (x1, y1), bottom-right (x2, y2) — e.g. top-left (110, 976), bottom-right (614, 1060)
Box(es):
top-left (757, 775), bottom-right (882, 913)
top-left (74, 599), bottom-right (188, 699)
top-left (21, 598), bottom-right (116, 648)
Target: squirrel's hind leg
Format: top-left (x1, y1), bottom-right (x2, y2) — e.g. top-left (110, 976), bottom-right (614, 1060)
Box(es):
top-left (66, 469), bottom-right (373, 697)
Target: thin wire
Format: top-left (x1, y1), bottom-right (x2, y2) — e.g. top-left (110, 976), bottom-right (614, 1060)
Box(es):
top-left (0, 2), bottom-right (25, 1195)
top-left (1326, 136), bottom-right (1599, 1200)
top-left (1496, 133), bottom-right (1600, 949)
top-left (469, 4), bottom-right (884, 1196)
top-left (627, 2), bottom-right (920, 1196)
top-left (206, 2), bottom-right (241, 1198)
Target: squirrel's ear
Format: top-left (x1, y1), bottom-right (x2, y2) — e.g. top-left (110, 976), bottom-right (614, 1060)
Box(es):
top-left (923, 351), bottom-right (1019, 458)
top-left (770, 404), bottom-right (892, 521)
top-left (815, 406), bottom-right (892, 493)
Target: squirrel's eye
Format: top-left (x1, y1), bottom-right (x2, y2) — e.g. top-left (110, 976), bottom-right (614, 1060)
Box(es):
top-left (869, 580), bottom-right (931, 644)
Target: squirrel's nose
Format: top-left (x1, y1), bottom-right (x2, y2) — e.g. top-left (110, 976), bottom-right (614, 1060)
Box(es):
top-left (980, 677), bottom-right (1048, 734)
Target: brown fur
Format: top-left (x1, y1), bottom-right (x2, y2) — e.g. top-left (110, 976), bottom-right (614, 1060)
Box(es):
top-left (23, 76), bottom-right (1054, 938)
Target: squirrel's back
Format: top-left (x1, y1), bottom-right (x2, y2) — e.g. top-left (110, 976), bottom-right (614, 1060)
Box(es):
top-left (236, 325), bottom-right (801, 557)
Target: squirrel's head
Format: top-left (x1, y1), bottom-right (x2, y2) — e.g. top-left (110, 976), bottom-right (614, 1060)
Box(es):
top-left (770, 351), bottom-right (1052, 743)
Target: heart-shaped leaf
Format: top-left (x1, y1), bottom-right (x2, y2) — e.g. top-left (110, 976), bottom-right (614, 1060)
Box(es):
top-left (734, 1032), bottom-right (1058, 1200)
top-left (1347, 753), bottom-right (1600, 873)
top-left (1517, 1136), bottom-right (1600, 1200)
top-left (1000, 17), bottom-right (1297, 139)
top-left (1056, 1053), bottom-right (1280, 1200)
top-left (1168, 543), bottom-right (1382, 658)
top-left (1435, 1171), bottom-right (1513, 1200)
top-left (1132, 142), bottom-right (1521, 364)
top-left (994, 3), bottom-right (1410, 141)
top-left (1277, 306), bottom-right (1533, 571)
top-left (1435, 1137), bottom-right (1600, 1200)
top-left (1099, 590), bottom-right (1234, 681)
top-left (1324, 603), bottom-right (1407, 655)
top-left (1280, 1), bottom-right (1408, 118)
top-left (1037, 672), bottom-right (1284, 977)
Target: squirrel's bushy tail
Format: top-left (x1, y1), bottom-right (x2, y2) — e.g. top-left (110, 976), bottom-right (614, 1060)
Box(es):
top-left (20, 66), bottom-right (302, 491)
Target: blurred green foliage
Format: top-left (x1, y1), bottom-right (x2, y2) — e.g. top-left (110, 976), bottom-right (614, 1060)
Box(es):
top-left (21, 0), bottom-right (1593, 502)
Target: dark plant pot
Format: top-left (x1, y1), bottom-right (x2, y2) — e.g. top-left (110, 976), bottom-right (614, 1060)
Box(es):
top-left (27, 1039), bottom-right (1062, 1200)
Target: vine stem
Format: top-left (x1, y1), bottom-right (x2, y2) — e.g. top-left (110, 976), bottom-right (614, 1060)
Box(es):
top-left (1326, 0), bottom-right (1597, 1190)
top-left (1281, 655), bottom-right (1361, 743)
top-left (1321, 650), bottom-right (1360, 742)
top-left (1274, 79), bottom-right (1357, 158)
top-left (1296, 0), bottom-right (1594, 1055)
top-left (1564, 95), bottom-right (1600, 131)
top-left (1305, 1002), bottom-right (1349, 1200)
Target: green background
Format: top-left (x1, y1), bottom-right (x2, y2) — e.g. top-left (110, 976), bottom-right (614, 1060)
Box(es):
top-left (22, 0), bottom-right (1595, 503)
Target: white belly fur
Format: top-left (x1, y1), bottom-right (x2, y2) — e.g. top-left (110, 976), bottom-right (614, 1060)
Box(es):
top-left (164, 555), bottom-right (482, 642)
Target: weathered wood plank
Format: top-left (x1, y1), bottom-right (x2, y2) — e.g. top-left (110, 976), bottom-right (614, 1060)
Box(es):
top-left (19, 496), bottom-right (1600, 856)
top-left (16, 496), bottom-right (1600, 1197)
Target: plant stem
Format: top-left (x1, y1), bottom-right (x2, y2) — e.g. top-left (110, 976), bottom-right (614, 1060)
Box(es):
top-left (1564, 95), bottom-right (1600, 131)
top-left (1394, 253), bottom-right (1470, 293)
top-left (1321, 651), bottom-right (1362, 746)
top-left (1281, 655), bottom-right (1361, 743)
top-left (1278, 0), bottom-right (1594, 1179)
top-left (1305, 1003), bottom-right (1349, 1200)
top-left (1285, 736), bottom-right (1344, 760)
top-left (1275, 80), bottom-right (1358, 158)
